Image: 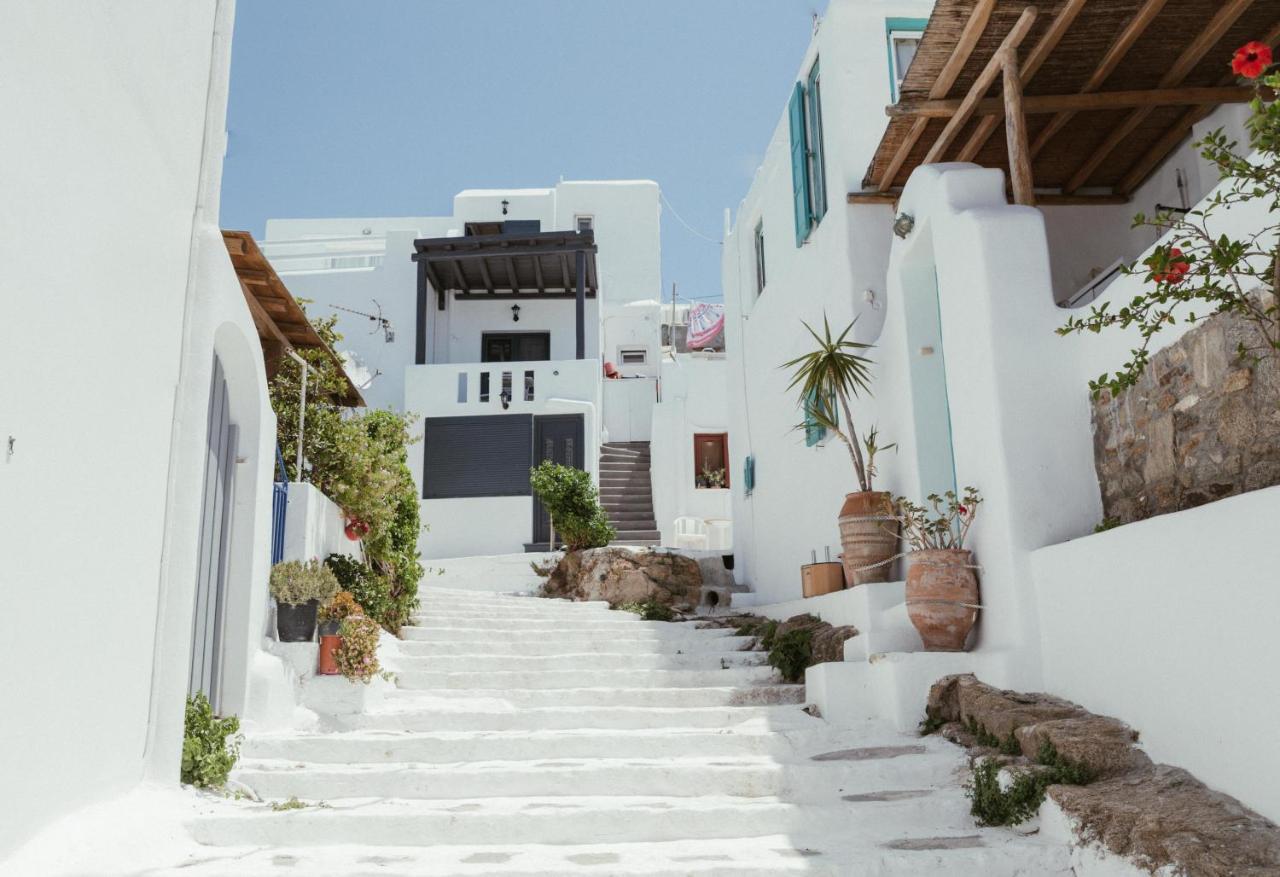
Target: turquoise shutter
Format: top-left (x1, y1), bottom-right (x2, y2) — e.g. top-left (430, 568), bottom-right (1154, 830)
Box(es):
top-left (743, 455), bottom-right (755, 496)
top-left (788, 82), bottom-right (811, 247)
top-left (803, 388), bottom-right (826, 447)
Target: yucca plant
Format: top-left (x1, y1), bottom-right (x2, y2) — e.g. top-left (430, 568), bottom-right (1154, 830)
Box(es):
top-left (781, 316), bottom-right (878, 492)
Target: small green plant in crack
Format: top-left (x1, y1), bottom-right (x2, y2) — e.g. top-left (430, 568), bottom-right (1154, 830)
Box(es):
top-left (1000, 731), bottom-right (1022, 756)
top-left (918, 715), bottom-right (946, 736)
top-left (270, 797), bottom-right (309, 812)
top-left (767, 628), bottom-right (813, 683)
top-left (966, 740), bottom-right (1096, 826)
top-left (618, 599), bottom-right (676, 622)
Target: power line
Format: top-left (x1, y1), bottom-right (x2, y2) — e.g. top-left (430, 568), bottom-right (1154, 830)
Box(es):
top-left (660, 189), bottom-right (722, 245)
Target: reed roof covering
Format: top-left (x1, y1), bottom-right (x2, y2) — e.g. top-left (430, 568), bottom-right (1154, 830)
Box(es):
top-left (861, 0), bottom-right (1280, 201)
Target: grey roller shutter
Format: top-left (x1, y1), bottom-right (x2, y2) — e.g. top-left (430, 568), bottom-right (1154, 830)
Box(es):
top-left (423, 414), bottom-right (533, 498)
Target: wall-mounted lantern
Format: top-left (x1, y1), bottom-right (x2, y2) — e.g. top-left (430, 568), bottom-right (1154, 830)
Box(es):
top-left (501, 199), bottom-right (510, 216)
top-left (893, 213), bottom-right (915, 240)
top-left (511, 303), bottom-right (521, 323)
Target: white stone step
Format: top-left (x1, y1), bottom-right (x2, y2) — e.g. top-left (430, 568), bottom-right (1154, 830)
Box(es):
top-left (410, 602), bottom-right (614, 618)
top-left (396, 634), bottom-right (756, 657)
top-left (163, 834), bottom-right (1073, 877)
top-left (399, 625), bottom-right (738, 644)
top-left (325, 703), bottom-right (810, 733)
top-left (187, 792), bottom-right (980, 848)
top-left (392, 650), bottom-right (768, 673)
top-left (393, 665), bottom-right (778, 690)
top-left (382, 684), bottom-right (805, 708)
top-left (233, 753), bottom-right (963, 802)
top-left (241, 726), bottom-right (822, 764)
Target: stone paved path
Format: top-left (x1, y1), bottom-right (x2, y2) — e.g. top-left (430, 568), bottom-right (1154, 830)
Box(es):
top-left (159, 574), bottom-right (1075, 875)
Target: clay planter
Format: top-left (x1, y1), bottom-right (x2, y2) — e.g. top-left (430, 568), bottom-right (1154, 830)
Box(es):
top-left (837, 491), bottom-right (899, 586)
top-left (905, 549), bottom-right (979, 651)
top-left (276, 600), bottom-right (319, 642)
top-left (344, 519), bottom-right (369, 541)
top-left (317, 634), bottom-right (342, 675)
top-left (318, 618), bottom-right (342, 637)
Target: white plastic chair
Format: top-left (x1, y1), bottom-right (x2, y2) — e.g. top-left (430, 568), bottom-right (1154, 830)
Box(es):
top-left (672, 516), bottom-right (709, 550)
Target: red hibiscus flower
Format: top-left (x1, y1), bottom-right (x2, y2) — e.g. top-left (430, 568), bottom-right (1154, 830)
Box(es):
top-left (1232, 41), bottom-right (1273, 79)
top-left (1150, 247), bottom-right (1191, 285)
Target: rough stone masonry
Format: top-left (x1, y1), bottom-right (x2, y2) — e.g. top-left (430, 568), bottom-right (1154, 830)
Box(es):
top-left (1092, 300), bottom-right (1280, 524)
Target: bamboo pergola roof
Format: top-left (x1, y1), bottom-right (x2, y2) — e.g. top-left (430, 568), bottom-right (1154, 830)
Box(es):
top-left (222, 230), bottom-right (364, 407)
top-left (858, 0), bottom-right (1280, 204)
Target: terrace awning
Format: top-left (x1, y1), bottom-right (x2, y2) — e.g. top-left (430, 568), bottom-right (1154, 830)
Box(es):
top-left (855, 0), bottom-right (1280, 206)
top-left (410, 230), bottom-right (599, 363)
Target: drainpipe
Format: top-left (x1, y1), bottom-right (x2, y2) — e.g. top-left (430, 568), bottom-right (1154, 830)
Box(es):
top-left (287, 349), bottom-right (309, 478)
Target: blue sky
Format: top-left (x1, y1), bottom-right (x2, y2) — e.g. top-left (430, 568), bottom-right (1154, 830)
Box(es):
top-left (220, 1), bottom-right (821, 302)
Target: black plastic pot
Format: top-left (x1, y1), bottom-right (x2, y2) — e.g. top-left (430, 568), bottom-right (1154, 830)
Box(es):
top-left (276, 600), bottom-right (319, 642)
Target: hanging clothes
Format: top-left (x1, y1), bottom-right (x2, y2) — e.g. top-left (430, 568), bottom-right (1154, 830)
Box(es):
top-left (686, 302), bottom-right (725, 349)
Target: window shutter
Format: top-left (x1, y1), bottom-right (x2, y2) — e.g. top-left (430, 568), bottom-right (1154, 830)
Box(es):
top-left (788, 82), bottom-right (811, 247)
top-left (743, 455), bottom-right (755, 496)
top-left (803, 388), bottom-right (825, 447)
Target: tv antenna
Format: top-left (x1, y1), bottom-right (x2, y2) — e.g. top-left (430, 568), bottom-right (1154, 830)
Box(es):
top-left (328, 299), bottom-right (395, 343)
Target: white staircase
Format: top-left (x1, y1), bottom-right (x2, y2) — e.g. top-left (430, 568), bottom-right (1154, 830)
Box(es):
top-left (179, 583), bottom-right (1073, 875)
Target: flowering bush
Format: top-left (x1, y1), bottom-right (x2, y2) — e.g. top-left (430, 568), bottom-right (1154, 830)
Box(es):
top-left (895, 487), bottom-right (982, 552)
top-left (319, 590), bottom-right (363, 624)
top-left (334, 615), bottom-right (382, 684)
top-left (269, 559), bottom-right (340, 606)
top-left (1059, 40), bottom-right (1280, 397)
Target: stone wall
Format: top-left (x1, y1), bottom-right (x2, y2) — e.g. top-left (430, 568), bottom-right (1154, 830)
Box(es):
top-left (1092, 304), bottom-right (1280, 523)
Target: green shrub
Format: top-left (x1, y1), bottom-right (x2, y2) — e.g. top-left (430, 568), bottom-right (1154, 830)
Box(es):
top-left (529, 461), bottom-right (615, 550)
top-left (965, 741), bottom-right (1096, 826)
top-left (181, 693), bottom-right (242, 789)
top-left (326, 553), bottom-right (414, 635)
top-left (758, 619), bottom-right (780, 650)
top-left (618, 599), bottom-right (676, 622)
top-left (768, 628), bottom-right (812, 683)
top-left (269, 559), bottom-right (339, 606)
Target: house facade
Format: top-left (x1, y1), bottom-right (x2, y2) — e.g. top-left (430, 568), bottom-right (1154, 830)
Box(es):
top-left (723, 0), bottom-right (1278, 823)
top-left (262, 181), bottom-right (669, 558)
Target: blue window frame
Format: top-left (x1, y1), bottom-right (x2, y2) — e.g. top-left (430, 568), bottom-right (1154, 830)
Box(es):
top-left (885, 17), bottom-right (928, 102)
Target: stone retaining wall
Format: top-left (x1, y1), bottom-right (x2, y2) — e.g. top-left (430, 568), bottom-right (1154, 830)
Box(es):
top-left (1092, 302), bottom-right (1280, 523)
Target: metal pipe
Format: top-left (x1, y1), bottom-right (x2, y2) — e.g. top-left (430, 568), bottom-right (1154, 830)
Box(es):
top-left (287, 349), bottom-right (309, 478)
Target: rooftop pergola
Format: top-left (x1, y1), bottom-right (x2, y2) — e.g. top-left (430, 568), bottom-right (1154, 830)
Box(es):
top-left (411, 230), bottom-right (599, 364)
top-left (856, 0), bottom-right (1280, 207)
top-left (222, 230), bottom-right (365, 407)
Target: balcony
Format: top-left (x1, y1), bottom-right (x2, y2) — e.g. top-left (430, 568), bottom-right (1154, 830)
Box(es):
top-left (405, 358), bottom-right (599, 416)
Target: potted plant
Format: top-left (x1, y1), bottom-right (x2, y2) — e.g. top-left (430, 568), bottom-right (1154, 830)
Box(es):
top-left (334, 615), bottom-right (383, 684)
top-left (896, 487), bottom-right (982, 651)
top-left (269, 559), bottom-right (340, 643)
top-left (317, 591), bottom-right (363, 675)
top-left (696, 465), bottom-right (726, 489)
top-left (782, 317), bottom-right (898, 586)
top-left (343, 517), bottom-right (370, 541)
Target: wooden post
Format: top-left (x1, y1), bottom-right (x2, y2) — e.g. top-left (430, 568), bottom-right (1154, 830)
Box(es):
top-left (415, 260), bottom-right (428, 365)
top-left (575, 249), bottom-right (586, 360)
top-left (1000, 47), bottom-right (1035, 206)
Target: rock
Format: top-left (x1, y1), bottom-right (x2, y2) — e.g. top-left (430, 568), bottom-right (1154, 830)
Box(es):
top-left (774, 613), bottom-right (859, 664)
top-left (543, 547), bottom-right (703, 610)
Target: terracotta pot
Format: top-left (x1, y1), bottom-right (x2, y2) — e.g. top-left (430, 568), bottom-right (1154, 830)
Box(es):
top-left (905, 549), bottom-right (979, 651)
top-left (343, 519), bottom-right (369, 541)
top-left (837, 491), bottom-right (899, 586)
top-left (317, 634), bottom-right (342, 675)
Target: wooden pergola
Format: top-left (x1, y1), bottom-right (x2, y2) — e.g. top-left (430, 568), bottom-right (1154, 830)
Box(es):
top-left (411, 230), bottom-right (599, 364)
top-left (856, 0), bottom-right (1280, 207)
top-left (222, 230), bottom-right (365, 407)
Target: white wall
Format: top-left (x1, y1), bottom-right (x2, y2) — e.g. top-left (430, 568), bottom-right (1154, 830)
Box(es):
top-left (282, 482), bottom-right (361, 564)
top-left (0, 0), bottom-right (275, 858)
top-left (1031, 487), bottom-right (1280, 824)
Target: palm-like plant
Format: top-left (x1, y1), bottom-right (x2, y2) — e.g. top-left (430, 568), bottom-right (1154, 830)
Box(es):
top-left (781, 316), bottom-right (877, 493)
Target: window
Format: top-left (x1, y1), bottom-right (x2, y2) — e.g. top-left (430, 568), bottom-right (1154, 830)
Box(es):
top-left (575, 215), bottom-right (594, 233)
top-left (694, 433), bottom-right (729, 489)
top-left (886, 18), bottom-right (927, 102)
top-left (753, 220), bottom-right (767, 296)
top-left (788, 58), bottom-right (828, 246)
top-left (482, 332), bottom-right (551, 363)
top-left (619, 346), bottom-right (647, 365)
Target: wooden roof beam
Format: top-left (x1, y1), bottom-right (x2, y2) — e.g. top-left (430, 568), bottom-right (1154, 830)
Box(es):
top-left (1031, 0), bottom-right (1170, 158)
top-left (532, 254), bottom-right (546, 294)
top-left (421, 261), bottom-right (448, 297)
top-left (1063, 0), bottom-right (1254, 194)
top-left (956, 0), bottom-right (1087, 163)
top-left (451, 261), bottom-right (467, 292)
top-left (889, 86), bottom-right (1254, 118)
top-left (504, 256), bottom-right (520, 292)
top-left (558, 252), bottom-right (572, 292)
top-left (923, 6), bottom-right (1039, 166)
top-left (476, 257), bottom-right (496, 294)
top-left (875, 0), bottom-right (997, 191)
top-left (848, 190), bottom-right (1129, 206)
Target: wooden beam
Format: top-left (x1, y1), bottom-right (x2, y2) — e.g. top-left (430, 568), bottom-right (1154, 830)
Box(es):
top-left (848, 189), bottom-right (1129, 206)
top-left (504, 257), bottom-right (520, 292)
top-left (1001, 47), bottom-right (1034, 205)
top-left (558, 252), bottom-right (572, 292)
top-left (1118, 24), bottom-right (1280, 196)
top-left (876, 0), bottom-right (997, 190)
top-left (1063, 0), bottom-right (1254, 194)
top-left (412, 243), bottom-right (596, 262)
top-left (1032, 0), bottom-right (1169, 157)
top-left (241, 285), bottom-right (292, 349)
top-left (451, 261), bottom-right (468, 292)
top-left (888, 86), bottom-right (1255, 118)
top-left (421, 261), bottom-right (447, 297)
top-left (532, 254), bottom-right (546, 294)
top-left (453, 292), bottom-right (598, 301)
top-left (957, 0), bottom-right (1087, 163)
top-left (476, 257), bottom-right (495, 294)
top-left (923, 6), bottom-right (1039, 166)
top-left (415, 262), bottom-right (428, 364)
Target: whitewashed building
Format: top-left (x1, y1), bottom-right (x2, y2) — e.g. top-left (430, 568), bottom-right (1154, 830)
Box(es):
top-left (262, 182), bottom-right (670, 557)
top-left (722, 0), bottom-right (1279, 824)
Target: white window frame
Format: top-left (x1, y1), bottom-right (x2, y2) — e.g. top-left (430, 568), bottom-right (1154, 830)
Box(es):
top-left (575, 214), bottom-right (594, 233)
top-left (618, 346), bottom-right (647, 366)
top-left (887, 26), bottom-right (925, 102)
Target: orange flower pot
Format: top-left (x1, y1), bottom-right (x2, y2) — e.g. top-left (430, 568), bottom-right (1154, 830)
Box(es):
top-left (317, 634), bottom-right (342, 675)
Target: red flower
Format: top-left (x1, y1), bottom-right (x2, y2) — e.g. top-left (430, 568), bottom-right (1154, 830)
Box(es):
top-left (1232, 41), bottom-right (1272, 79)
top-left (957, 505), bottom-right (968, 515)
top-left (1147, 247), bottom-right (1190, 285)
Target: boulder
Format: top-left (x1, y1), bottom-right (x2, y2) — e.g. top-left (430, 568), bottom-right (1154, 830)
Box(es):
top-left (544, 547), bottom-right (703, 610)
top-left (775, 613), bottom-right (859, 664)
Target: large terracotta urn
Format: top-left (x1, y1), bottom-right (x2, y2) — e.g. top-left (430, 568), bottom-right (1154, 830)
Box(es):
top-left (838, 492), bottom-right (899, 585)
top-left (905, 549), bottom-right (979, 651)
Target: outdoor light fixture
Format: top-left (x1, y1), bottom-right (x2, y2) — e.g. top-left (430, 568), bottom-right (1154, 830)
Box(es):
top-left (499, 388), bottom-right (512, 410)
top-left (501, 199), bottom-right (510, 215)
top-left (893, 213), bottom-right (915, 239)
top-left (511, 303), bottom-right (521, 322)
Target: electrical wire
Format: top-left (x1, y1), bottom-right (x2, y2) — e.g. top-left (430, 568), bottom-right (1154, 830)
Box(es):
top-left (660, 189), bottom-right (723, 245)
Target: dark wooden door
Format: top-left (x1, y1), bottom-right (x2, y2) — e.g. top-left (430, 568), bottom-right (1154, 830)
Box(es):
top-left (482, 332), bottom-right (551, 362)
top-left (532, 414), bottom-right (585, 546)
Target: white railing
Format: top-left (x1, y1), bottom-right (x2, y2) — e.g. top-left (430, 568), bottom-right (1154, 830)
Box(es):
top-left (405, 358), bottom-right (599, 415)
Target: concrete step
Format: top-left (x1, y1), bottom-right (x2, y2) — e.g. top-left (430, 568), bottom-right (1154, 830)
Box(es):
top-left (326, 703), bottom-right (809, 733)
top-left (398, 625), bottom-right (739, 644)
top-left (164, 834), bottom-right (1075, 877)
top-left (393, 650), bottom-right (769, 673)
top-left (233, 754), bottom-right (962, 803)
top-left (613, 529), bottom-right (662, 541)
top-left (403, 615), bottom-right (675, 631)
top-left (396, 635), bottom-right (756, 657)
top-left (385, 684), bottom-right (806, 709)
top-left (393, 664), bottom-right (779, 691)
top-left (613, 540), bottom-right (662, 547)
top-left (241, 726), bottom-right (827, 765)
top-left (602, 499), bottom-right (655, 510)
